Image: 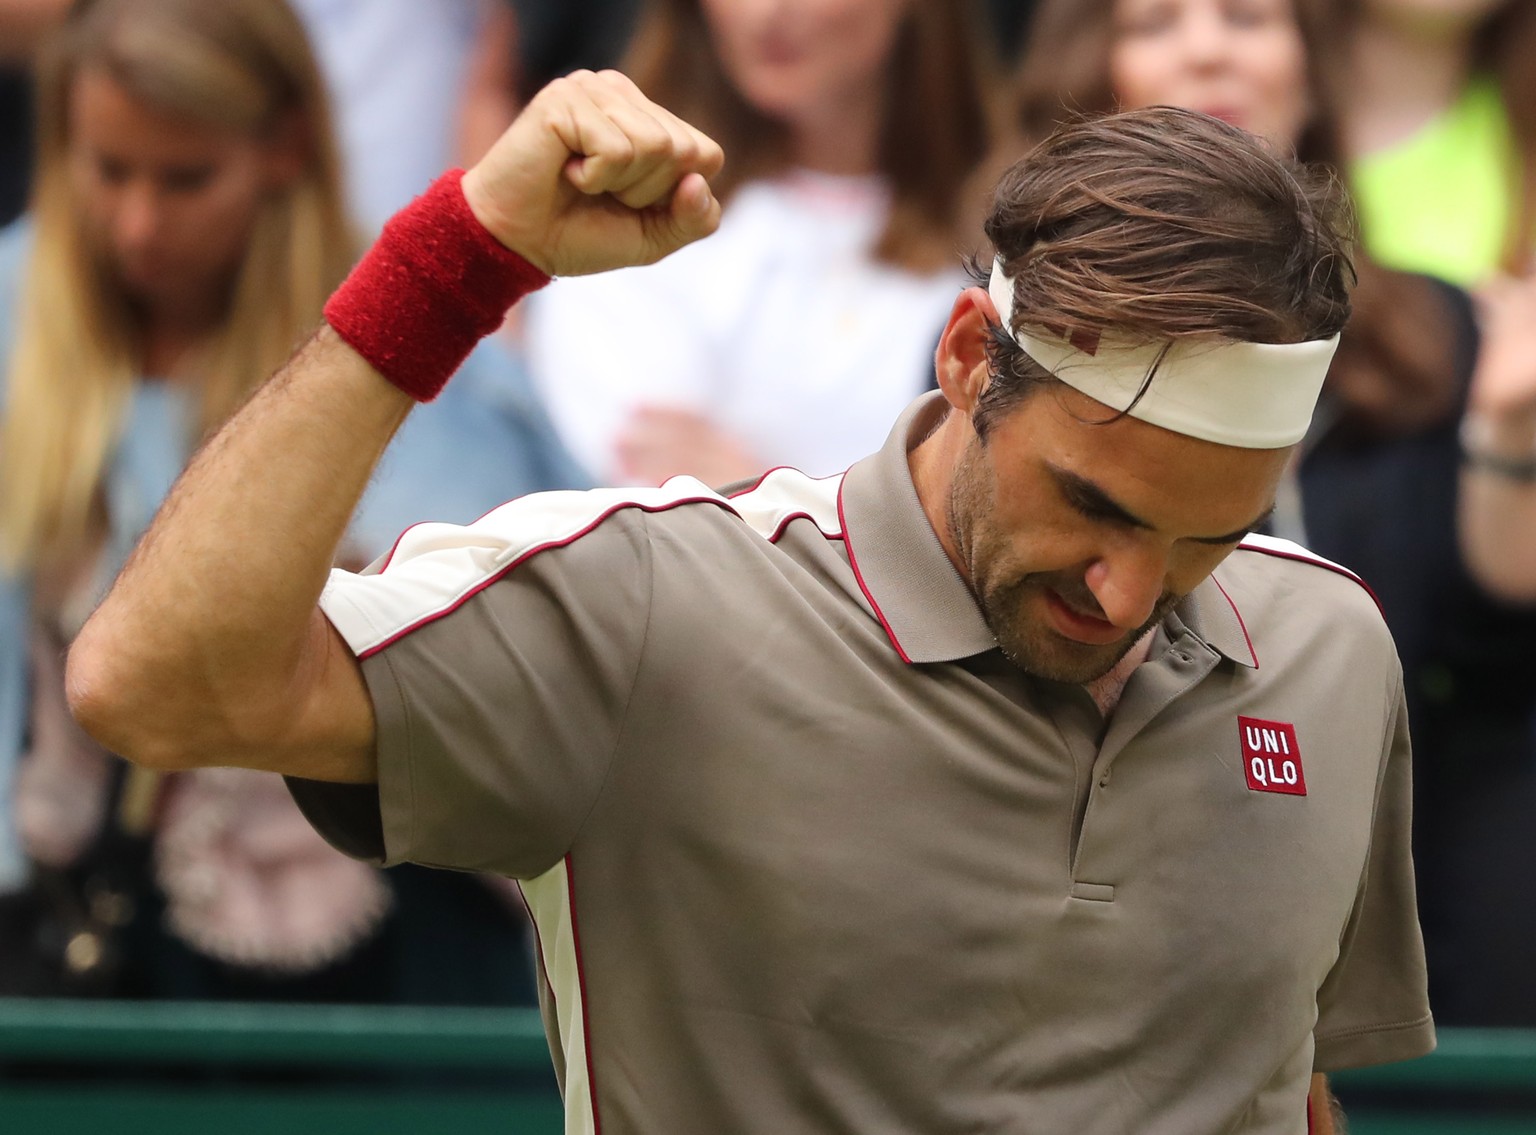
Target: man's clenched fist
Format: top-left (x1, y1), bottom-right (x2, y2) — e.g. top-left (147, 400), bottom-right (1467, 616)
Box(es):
top-left (461, 70), bottom-right (725, 278)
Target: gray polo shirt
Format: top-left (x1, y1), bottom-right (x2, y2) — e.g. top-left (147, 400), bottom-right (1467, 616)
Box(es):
top-left (294, 393), bottom-right (1432, 1135)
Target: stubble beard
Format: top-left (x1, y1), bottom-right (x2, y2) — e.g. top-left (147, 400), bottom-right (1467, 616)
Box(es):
top-left (979, 573), bottom-right (1175, 684)
top-left (948, 447), bottom-right (1176, 685)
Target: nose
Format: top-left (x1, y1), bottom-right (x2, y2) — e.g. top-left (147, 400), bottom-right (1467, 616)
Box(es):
top-left (112, 179), bottom-right (164, 255)
top-left (1083, 546), bottom-right (1168, 630)
top-left (1178, 7), bottom-right (1236, 70)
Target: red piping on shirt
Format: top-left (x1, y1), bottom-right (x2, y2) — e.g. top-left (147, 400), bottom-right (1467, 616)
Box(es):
top-left (1306, 1094), bottom-right (1314, 1134)
top-left (565, 854), bottom-right (603, 1134)
top-left (376, 493), bottom-right (543, 573)
top-left (765, 512), bottom-right (845, 545)
top-left (1211, 575), bottom-right (1260, 669)
top-left (836, 477), bottom-right (913, 664)
top-left (1238, 541), bottom-right (1385, 619)
top-left (357, 495), bottom-right (737, 659)
top-left (376, 518), bottom-right (425, 574)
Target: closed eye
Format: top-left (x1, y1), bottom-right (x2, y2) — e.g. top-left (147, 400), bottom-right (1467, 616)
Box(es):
top-left (1047, 463), bottom-right (1271, 546)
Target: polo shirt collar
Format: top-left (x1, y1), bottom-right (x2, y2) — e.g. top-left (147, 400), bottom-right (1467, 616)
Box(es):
top-left (837, 392), bottom-right (1259, 670)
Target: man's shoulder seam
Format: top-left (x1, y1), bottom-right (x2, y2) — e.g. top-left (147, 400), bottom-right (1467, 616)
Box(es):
top-left (340, 486), bottom-right (742, 659)
top-left (724, 466), bottom-right (846, 543)
top-left (1234, 534), bottom-right (1384, 618)
top-left (334, 471), bottom-right (848, 659)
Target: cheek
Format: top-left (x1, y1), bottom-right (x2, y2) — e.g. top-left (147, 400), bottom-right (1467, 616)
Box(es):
top-left (820, 0), bottom-right (905, 72)
top-left (174, 180), bottom-right (265, 275)
top-left (1253, 35), bottom-right (1311, 126)
top-left (67, 157), bottom-right (113, 231)
top-left (700, 0), bottom-right (755, 67)
top-left (1108, 44), bottom-right (1170, 110)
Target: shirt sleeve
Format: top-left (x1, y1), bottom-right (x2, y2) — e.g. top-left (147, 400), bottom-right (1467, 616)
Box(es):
top-left (1312, 672), bottom-right (1436, 1070)
top-left (289, 491), bottom-right (658, 880)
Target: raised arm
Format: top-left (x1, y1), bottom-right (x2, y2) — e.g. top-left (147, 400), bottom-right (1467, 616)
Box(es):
top-left (65, 71), bottom-right (723, 783)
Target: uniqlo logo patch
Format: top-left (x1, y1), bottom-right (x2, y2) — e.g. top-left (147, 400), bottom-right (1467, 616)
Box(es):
top-left (1239, 716), bottom-right (1307, 796)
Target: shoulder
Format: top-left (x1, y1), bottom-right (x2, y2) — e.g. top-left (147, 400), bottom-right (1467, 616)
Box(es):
top-left (1233, 533), bottom-right (1377, 592)
top-left (1218, 534), bottom-right (1396, 660)
top-left (1224, 534), bottom-right (1383, 614)
top-left (328, 469), bottom-right (848, 657)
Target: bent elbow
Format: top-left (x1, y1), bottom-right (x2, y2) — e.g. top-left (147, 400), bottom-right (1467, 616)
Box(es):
top-left (65, 627), bottom-right (193, 771)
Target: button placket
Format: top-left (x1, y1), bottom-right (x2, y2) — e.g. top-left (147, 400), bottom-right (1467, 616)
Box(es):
top-left (1070, 634), bottom-right (1219, 890)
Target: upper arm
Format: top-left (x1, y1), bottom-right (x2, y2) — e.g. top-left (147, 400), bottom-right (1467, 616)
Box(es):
top-left (276, 608), bottom-right (377, 784)
top-left (1313, 676), bottom-right (1435, 1070)
top-left (305, 501), bottom-right (658, 876)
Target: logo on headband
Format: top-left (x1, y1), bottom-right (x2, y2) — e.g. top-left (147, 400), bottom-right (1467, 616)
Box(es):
top-left (1068, 329), bottom-right (1102, 356)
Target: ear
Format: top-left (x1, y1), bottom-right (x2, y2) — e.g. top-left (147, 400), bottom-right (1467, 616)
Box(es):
top-left (934, 285), bottom-right (997, 416)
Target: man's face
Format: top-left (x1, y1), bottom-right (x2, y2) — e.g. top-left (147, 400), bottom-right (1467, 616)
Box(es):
top-left (946, 385), bottom-right (1289, 683)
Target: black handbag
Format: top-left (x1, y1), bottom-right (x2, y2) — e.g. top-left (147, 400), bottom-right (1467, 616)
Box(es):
top-left (0, 759), bottom-right (155, 997)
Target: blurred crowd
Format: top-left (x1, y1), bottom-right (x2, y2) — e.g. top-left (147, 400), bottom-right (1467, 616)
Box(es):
top-left (0, 0), bottom-right (1534, 1035)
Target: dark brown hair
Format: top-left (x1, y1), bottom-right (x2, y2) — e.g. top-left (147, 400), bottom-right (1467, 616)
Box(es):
top-left (1001, 0), bottom-right (1464, 438)
top-left (622, 0), bottom-right (995, 271)
top-left (975, 107), bottom-right (1355, 436)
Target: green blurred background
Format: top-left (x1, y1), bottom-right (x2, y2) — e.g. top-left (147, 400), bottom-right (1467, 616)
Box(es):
top-left (2, 1000), bottom-right (1534, 1133)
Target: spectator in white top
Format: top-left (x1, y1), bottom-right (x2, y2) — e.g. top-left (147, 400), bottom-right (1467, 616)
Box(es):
top-left (520, 0), bottom-right (994, 486)
top-left (290, 0), bottom-right (485, 234)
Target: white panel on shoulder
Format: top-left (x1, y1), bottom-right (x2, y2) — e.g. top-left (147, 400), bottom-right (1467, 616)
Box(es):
top-left (725, 466), bottom-right (844, 542)
top-left (320, 469), bottom-right (848, 658)
top-left (1237, 532), bottom-right (1365, 583)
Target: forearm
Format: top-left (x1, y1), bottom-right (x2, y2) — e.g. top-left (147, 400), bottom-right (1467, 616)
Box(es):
top-left (67, 327), bottom-right (410, 771)
top-left (1310, 1073), bottom-right (1343, 1134)
top-left (1458, 409), bottom-right (1536, 603)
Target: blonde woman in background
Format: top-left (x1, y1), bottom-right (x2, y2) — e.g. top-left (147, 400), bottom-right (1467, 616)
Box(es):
top-left (0, 0), bottom-right (578, 998)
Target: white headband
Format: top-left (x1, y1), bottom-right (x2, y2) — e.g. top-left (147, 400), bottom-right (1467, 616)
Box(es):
top-left (986, 258), bottom-right (1339, 448)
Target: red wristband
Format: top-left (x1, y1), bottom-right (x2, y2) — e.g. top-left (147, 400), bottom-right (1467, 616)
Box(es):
top-left (324, 169), bottom-right (551, 402)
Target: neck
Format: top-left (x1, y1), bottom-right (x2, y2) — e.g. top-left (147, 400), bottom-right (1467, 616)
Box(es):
top-left (908, 408), bottom-right (971, 584)
top-left (785, 88), bottom-right (883, 177)
top-left (135, 282), bottom-right (231, 377)
top-left (141, 316), bottom-right (217, 379)
top-left (1083, 631), bottom-right (1155, 717)
top-left (1347, 16), bottom-right (1479, 156)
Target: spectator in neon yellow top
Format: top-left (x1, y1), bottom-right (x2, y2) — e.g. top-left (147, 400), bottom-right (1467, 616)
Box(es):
top-left (1341, 2), bottom-right (1536, 610)
top-left (1345, 0), bottom-right (1536, 286)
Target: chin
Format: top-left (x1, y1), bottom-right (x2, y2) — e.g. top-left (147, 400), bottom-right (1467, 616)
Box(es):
top-left (995, 629), bottom-right (1129, 685)
top-left (732, 73), bottom-right (815, 119)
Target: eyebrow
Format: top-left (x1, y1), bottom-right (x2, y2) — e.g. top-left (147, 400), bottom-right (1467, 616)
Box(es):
top-left (1046, 464), bottom-right (1272, 546)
